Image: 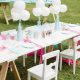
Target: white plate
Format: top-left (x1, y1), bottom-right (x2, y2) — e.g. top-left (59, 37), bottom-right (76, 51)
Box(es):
top-left (21, 42), bottom-right (35, 48)
top-left (61, 31), bottom-right (71, 34)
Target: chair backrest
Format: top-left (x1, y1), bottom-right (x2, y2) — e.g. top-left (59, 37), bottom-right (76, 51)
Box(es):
top-left (42, 50), bottom-right (60, 80)
top-left (66, 36), bottom-right (80, 59)
top-left (68, 38), bottom-right (74, 49)
top-left (73, 36), bottom-right (80, 55)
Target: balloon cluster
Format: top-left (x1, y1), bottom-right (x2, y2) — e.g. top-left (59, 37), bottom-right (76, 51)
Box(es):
top-left (49, 0), bottom-right (67, 14)
top-left (11, 0), bottom-right (30, 21)
top-left (32, 0), bottom-right (50, 17)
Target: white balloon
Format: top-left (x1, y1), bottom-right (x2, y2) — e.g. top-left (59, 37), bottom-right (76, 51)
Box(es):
top-left (49, 5), bottom-right (60, 14)
top-left (11, 12), bottom-right (20, 21)
top-left (60, 4), bottom-right (67, 12)
top-left (20, 10), bottom-right (30, 21)
top-left (32, 7), bottom-right (42, 16)
top-left (11, 8), bottom-right (16, 13)
top-left (49, 6), bottom-right (54, 14)
top-left (13, 0), bottom-right (25, 11)
top-left (11, 8), bottom-right (21, 13)
top-left (36, 0), bottom-right (45, 8)
top-left (52, 0), bottom-right (61, 5)
top-left (41, 7), bottom-right (50, 16)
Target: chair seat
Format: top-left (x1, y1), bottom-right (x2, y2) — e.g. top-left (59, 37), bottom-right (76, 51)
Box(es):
top-left (28, 64), bottom-right (56, 79)
top-left (60, 49), bottom-right (80, 59)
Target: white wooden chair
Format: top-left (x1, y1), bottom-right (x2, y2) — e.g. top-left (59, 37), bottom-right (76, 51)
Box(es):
top-left (27, 50), bottom-right (60, 80)
top-left (60, 36), bottom-right (80, 74)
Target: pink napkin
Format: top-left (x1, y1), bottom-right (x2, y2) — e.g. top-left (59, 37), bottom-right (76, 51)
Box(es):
top-left (10, 36), bottom-right (15, 40)
top-left (0, 35), bottom-right (15, 40)
top-left (0, 35), bottom-right (6, 40)
top-left (0, 46), bottom-right (6, 51)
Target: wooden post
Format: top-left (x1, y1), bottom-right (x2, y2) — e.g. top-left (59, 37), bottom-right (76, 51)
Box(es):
top-left (2, 8), bottom-right (9, 25)
top-left (0, 2), bottom-right (11, 25)
top-left (0, 61), bottom-right (21, 80)
top-left (58, 43), bottom-right (63, 51)
top-left (47, 45), bottom-right (54, 53)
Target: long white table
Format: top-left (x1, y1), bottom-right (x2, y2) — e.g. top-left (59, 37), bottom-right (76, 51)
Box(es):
top-left (24, 23), bottom-right (79, 51)
top-left (23, 23), bottom-right (79, 64)
top-left (0, 49), bottom-right (21, 80)
top-left (0, 22), bottom-right (80, 80)
top-left (29, 30), bottom-right (78, 47)
top-left (0, 39), bottom-right (42, 80)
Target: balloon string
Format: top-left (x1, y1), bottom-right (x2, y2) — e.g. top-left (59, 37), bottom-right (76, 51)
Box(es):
top-left (53, 14), bottom-right (55, 21)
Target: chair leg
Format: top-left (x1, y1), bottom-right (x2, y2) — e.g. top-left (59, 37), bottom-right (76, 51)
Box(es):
top-left (23, 55), bottom-right (26, 67)
top-left (73, 59), bottom-right (76, 75)
top-left (10, 61), bottom-right (21, 80)
top-left (28, 72), bottom-right (31, 80)
top-left (55, 76), bottom-right (57, 80)
top-left (34, 51), bottom-right (37, 64)
top-left (60, 55), bottom-right (62, 71)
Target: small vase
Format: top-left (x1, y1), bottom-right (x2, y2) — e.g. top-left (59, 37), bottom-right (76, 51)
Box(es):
top-left (55, 14), bottom-right (61, 31)
top-left (37, 16), bottom-right (41, 27)
top-left (17, 20), bottom-right (23, 41)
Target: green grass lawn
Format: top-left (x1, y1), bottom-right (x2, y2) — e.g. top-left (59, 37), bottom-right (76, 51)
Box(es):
top-left (0, 0), bottom-right (80, 80)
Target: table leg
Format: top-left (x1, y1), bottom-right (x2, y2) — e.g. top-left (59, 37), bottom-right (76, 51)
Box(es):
top-left (23, 55), bottom-right (26, 67)
top-left (10, 61), bottom-right (21, 80)
top-left (58, 43), bottom-right (63, 51)
top-left (0, 62), bottom-right (9, 80)
top-left (44, 47), bottom-right (46, 54)
top-left (34, 51), bottom-right (37, 64)
top-left (0, 61), bottom-right (21, 80)
top-left (46, 43), bottom-right (62, 52)
top-left (2, 8), bottom-right (9, 25)
top-left (47, 45), bottom-right (53, 53)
